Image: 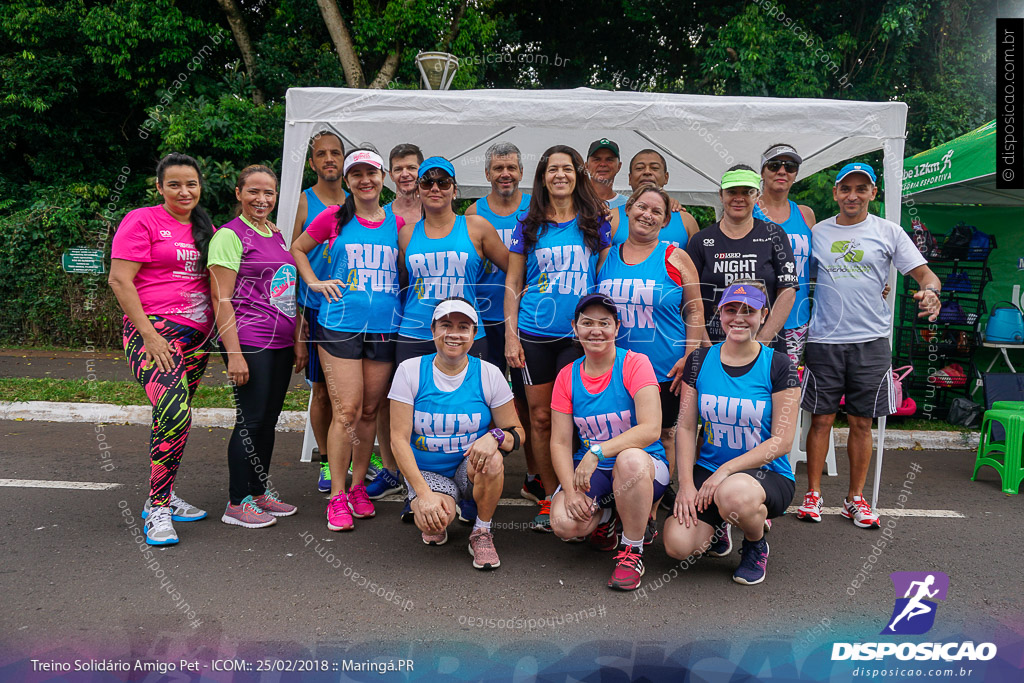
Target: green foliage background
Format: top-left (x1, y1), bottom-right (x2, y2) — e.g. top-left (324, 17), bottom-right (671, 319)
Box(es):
top-left (0, 0), bottom-right (996, 346)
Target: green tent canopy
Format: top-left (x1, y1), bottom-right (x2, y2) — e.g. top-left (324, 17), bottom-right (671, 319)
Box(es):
top-left (903, 120), bottom-right (1023, 206)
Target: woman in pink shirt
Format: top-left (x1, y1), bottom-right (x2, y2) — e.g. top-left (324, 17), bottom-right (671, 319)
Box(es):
top-left (108, 153), bottom-right (215, 547)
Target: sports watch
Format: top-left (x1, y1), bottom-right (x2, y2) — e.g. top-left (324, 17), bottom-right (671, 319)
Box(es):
top-left (589, 444), bottom-right (604, 460)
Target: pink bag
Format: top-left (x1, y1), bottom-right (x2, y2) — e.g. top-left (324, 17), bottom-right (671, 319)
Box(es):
top-left (839, 366), bottom-right (916, 416)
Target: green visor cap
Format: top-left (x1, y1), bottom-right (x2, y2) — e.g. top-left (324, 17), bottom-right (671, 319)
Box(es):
top-left (721, 169), bottom-right (763, 190)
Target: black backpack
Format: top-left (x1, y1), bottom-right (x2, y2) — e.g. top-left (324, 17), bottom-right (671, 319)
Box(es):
top-left (941, 223), bottom-right (974, 260)
top-left (910, 218), bottom-right (939, 258)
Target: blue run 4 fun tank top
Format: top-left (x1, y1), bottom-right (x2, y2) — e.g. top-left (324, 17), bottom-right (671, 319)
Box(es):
top-left (694, 344), bottom-right (794, 480)
top-left (754, 200), bottom-right (811, 329)
top-left (400, 216), bottom-right (485, 340)
top-left (597, 242), bottom-right (686, 383)
top-left (318, 212), bottom-right (400, 333)
top-left (570, 347), bottom-right (667, 470)
top-left (410, 354), bottom-right (491, 477)
top-left (475, 194), bottom-right (530, 322)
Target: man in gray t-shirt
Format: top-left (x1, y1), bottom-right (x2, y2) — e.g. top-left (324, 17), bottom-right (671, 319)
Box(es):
top-left (797, 163), bottom-right (941, 530)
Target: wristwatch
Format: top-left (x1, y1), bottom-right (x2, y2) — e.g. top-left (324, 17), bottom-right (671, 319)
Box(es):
top-left (589, 444), bottom-right (604, 460)
top-left (489, 428), bottom-right (506, 447)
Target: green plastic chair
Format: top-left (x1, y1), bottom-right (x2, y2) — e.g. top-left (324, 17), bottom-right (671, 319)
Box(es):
top-left (992, 401), bottom-right (1024, 412)
top-left (973, 408), bottom-right (1024, 495)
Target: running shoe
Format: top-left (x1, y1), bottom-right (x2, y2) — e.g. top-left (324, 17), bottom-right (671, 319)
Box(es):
top-left (706, 522), bottom-right (733, 557)
top-left (400, 498), bottom-right (415, 523)
top-left (561, 535), bottom-right (587, 543)
top-left (365, 468), bottom-right (403, 499)
top-left (733, 537), bottom-right (770, 585)
top-left (764, 518), bottom-right (773, 533)
top-left (142, 493), bottom-right (207, 522)
top-left (252, 491), bottom-right (297, 517)
top-left (347, 482), bottom-right (375, 518)
top-left (659, 483), bottom-right (677, 512)
top-left (796, 491), bottom-right (823, 523)
top-left (842, 495), bottom-right (881, 529)
top-left (422, 528), bottom-right (448, 546)
top-left (143, 506), bottom-right (179, 546)
top-left (520, 476), bottom-right (545, 503)
top-left (326, 492), bottom-right (354, 531)
top-left (365, 452), bottom-right (385, 481)
top-left (589, 510), bottom-right (620, 551)
top-left (222, 496), bottom-right (277, 528)
top-left (531, 499), bottom-right (552, 533)
top-left (457, 498), bottom-right (477, 524)
top-left (468, 528), bottom-right (500, 569)
top-left (608, 545), bottom-right (644, 590)
top-left (317, 461), bottom-right (331, 493)
top-left (643, 515), bottom-right (658, 546)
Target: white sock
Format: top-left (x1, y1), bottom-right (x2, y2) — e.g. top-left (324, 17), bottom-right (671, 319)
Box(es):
top-left (526, 474), bottom-right (538, 482)
top-left (599, 507), bottom-right (612, 524)
top-left (473, 518), bottom-right (491, 532)
top-left (621, 534), bottom-right (643, 551)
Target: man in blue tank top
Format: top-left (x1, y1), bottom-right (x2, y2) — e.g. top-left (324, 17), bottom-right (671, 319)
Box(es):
top-left (752, 144), bottom-right (816, 367)
top-left (612, 149), bottom-right (700, 248)
top-left (290, 129), bottom-right (347, 493)
top-left (465, 142), bottom-right (543, 505)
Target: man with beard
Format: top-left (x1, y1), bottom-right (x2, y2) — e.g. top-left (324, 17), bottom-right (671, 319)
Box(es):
top-left (291, 130), bottom-right (347, 493)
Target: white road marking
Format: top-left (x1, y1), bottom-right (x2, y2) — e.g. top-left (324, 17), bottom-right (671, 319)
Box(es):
top-left (0, 478), bottom-right (122, 491)
top-left (377, 495), bottom-right (964, 517)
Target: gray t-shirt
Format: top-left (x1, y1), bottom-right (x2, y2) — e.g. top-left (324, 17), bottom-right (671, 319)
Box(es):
top-left (808, 214), bottom-right (926, 344)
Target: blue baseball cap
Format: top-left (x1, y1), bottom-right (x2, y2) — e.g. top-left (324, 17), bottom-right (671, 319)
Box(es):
top-left (418, 156), bottom-right (456, 179)
top-left (835, 162), bottom-right (877, 185)
top-left (718, 283), bottom-right (767, 310)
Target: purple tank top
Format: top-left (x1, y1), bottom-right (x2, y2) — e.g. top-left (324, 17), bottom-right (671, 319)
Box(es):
top-left (221, 217), bottom-right (298, 349)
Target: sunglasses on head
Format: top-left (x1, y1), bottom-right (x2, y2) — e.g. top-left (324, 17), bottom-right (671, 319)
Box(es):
top-left (765, 160), bottom-right (799, 173)
top-left (418, 177), bottom-right (454, 191)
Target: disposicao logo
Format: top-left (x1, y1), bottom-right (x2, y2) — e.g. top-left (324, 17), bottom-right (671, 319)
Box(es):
top-left (883, 571), bottom-right (947, 635)
top-left (831, 571), bottom-right (997, 663)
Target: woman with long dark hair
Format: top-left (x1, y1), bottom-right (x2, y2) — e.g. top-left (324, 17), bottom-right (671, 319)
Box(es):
top-left (209, 164), bottom-right (305, 529)
top-left (291, 149), bottom-right (403, 532)
top-left (109, 153), bottom-right (215, 546)
top-left (504, 145), bottom-right (616, 531)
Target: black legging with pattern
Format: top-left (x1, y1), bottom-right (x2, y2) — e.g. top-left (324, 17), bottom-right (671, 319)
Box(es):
top-left (123, 316), bottom-right (210, 506)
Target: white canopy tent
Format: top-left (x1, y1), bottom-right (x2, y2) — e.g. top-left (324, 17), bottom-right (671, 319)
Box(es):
top-left (278, 87), bottom-right (908, 507)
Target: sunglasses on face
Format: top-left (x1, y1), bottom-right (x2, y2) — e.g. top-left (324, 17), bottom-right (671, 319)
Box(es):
top-left (418, 177), bottom-right (454, 191)
top-left (765, 160), bottom-right (799, 173)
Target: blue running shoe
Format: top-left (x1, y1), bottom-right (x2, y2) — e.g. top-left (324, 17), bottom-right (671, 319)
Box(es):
top-left (733, 537), bottom-right (770, 585)
top-left (365, 452), bottom-right (384, 481)
top-left (317, 461), bottom-right (331, 493)
top-left (706, 522), bottom-right (732, 557)
top-left (366, 468), bottom-right (403, 500)
top-left (457, 498), bottom-right (477, 524)
top-left (401, 498), bottom-right (415, 523)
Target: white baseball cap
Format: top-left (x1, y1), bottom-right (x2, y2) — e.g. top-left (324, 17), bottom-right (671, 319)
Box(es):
top-left (343, 149), bottom-right (384, 175)
top-left (432, 298), bottom-right (478, 324)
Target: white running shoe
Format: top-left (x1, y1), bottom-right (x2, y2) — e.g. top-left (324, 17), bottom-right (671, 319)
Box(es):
top-left (144, 506), bottom-right (179, 546)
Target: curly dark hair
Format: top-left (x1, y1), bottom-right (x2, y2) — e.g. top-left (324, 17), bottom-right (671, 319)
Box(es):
top-left (520, 145), bottom-right (607, 254)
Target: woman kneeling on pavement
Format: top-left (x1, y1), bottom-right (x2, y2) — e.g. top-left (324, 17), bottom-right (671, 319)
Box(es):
top-left (662, 280), bottom-right (799, 585)
top-left (209, 164), bottom-right (305, 528)
top-left (549, 293), bottom-right (669, 591)
top-left (388, 297), bottom-right (524, 570)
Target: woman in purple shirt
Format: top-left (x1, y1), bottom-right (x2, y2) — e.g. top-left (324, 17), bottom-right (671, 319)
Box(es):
top-left (209, 165), bottom-right (307, 529)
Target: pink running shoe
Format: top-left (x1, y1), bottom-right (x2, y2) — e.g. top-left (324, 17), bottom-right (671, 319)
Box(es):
top-left (253, 491), bottom-right (297, 517)
top-left (468, 528), bottom-right (500, 569)
top-left (347, 482), bottom-right (376, 518)
top-left (326, 492), bottom-right (354, 531)
top-left (422, 529), bottom-right (448, 546)
top-left (222, 496), bottom-right (277, 529)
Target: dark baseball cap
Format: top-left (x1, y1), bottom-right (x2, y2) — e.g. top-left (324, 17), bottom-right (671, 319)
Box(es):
top-left (574, 292), bottom-right (619, 321)
top-left (587, 138), bottom-right (620, 159)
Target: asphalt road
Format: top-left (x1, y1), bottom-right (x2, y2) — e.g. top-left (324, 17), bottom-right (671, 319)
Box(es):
top-left (0, 419), bottom-right (1021, 681)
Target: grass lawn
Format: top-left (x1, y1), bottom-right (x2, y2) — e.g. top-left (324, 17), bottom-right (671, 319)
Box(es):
top-left (0, 377), bottom-right (311, 412)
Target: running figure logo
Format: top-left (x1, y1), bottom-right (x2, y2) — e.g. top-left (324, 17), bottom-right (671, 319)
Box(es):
top-left (831, 239), bottom-right (864, 263)
top-left (882, 571), bottom-right (949, 635)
